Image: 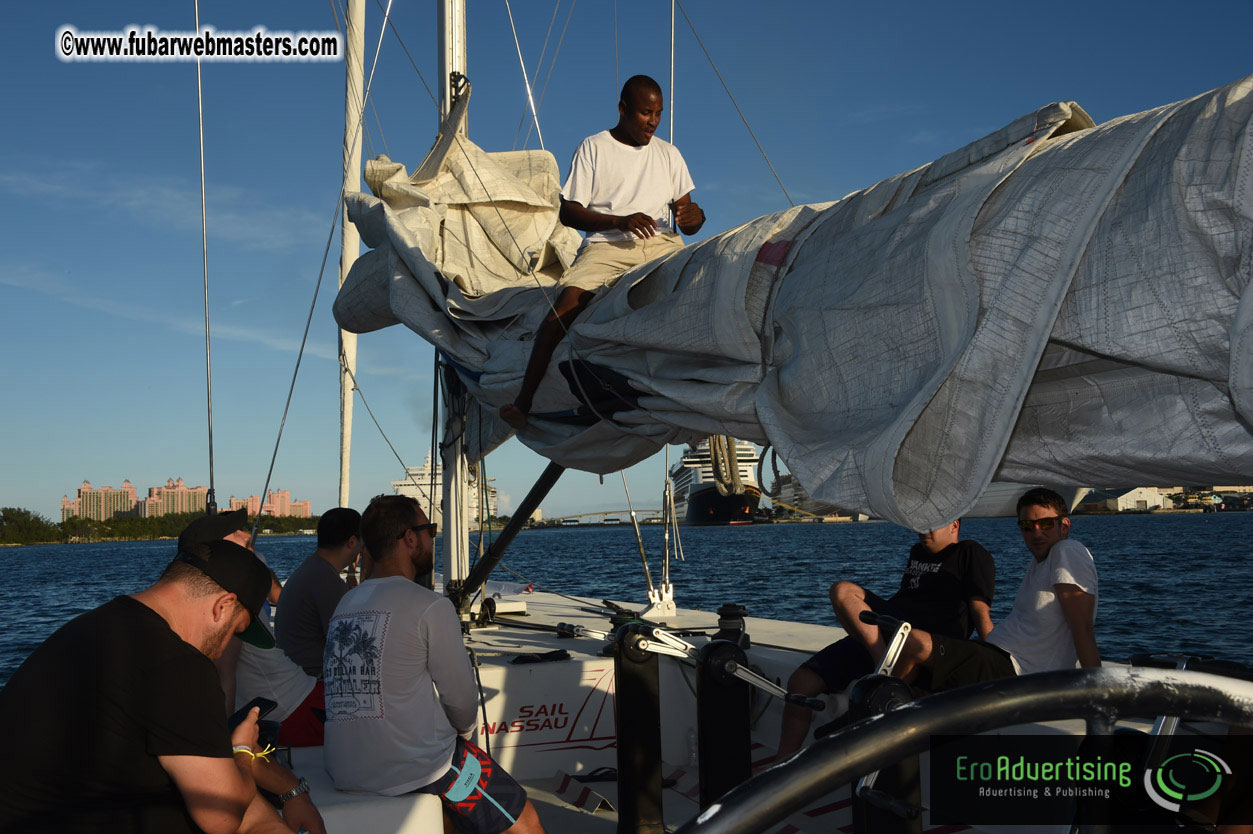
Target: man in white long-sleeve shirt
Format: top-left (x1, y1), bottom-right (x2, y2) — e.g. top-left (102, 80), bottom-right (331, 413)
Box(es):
top-left (323, 495), bottom-right (546, 834)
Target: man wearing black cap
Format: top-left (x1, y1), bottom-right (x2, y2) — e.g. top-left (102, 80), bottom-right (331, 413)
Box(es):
top-left (0, 537), bottom-right (293, 834)
top-left (177, 509), bottom-right (328, 833)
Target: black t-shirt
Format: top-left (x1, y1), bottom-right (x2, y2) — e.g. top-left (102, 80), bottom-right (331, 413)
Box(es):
top-left (0, 596), bottom-right (232, 834)
top-left (889, 540), bottom-right (995, 638)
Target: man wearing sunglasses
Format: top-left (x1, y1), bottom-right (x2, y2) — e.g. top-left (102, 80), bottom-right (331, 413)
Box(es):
top-left (323, 495), bottom-right (547, 834)
top-left (875, 487), bottom-right (1099, 692)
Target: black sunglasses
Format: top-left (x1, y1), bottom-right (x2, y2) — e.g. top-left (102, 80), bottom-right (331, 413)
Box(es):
top-left (397, 522), bottom-right (437, 539)
top-left (1016, 516), bottom-right (1064, 532)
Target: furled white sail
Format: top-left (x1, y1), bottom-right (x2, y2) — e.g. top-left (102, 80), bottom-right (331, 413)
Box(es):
top-left (334, 76), bottom-right (1253, 531)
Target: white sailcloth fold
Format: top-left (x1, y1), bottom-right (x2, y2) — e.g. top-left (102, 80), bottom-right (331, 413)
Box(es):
top-left (334, 77), bottom-right (1253, 531)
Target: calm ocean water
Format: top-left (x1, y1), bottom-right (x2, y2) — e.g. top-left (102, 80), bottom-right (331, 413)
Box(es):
top-left (1, 513), bottom-right (1249, 686)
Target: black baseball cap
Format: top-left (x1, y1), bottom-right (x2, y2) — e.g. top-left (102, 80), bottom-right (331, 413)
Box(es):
top-left (176, 540), bottom-right (275, 648)
top-left (178, 508), bottom-right (249, 552)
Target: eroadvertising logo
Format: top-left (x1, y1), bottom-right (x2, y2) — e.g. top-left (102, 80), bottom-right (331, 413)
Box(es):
top-left (1142, 748), bottom-right (1231, 812)
top-left (929, 734), bottom-right (1247, 827)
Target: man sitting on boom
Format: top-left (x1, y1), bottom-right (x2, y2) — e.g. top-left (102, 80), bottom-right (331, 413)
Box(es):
top-left (499, 74), bottom-right (705, 430)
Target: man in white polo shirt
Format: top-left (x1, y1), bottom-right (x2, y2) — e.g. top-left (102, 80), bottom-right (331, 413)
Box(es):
top-left (499, 74), bottom-right (705, 429)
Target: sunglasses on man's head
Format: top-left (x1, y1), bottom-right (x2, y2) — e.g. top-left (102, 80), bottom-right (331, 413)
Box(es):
top-left (1017, 516), bottom-right (1064, 532)
top-left (397, 522), bottom-right (437, 539)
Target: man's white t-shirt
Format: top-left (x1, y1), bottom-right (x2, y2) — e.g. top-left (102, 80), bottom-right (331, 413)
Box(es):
top-left (235, 553), bottom-right (316, 720)
top-left (235, 640), bottom-right (316, 722)
top-left (987, 538), bottom-right (1098, 676)
top-left (323, 576), bottom-right (479, 795)
top-left (562, 130), bottom-right (695, 245)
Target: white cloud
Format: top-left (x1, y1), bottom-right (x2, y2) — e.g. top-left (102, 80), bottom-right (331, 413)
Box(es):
top-left (0, 262), bottom-right (337, 359)
top-left (0, 163), bottom-right (328, 253)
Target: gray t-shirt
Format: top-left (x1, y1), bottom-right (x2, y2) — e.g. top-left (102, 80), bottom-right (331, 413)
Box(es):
top-left (275, 554), bottom-right (348, 677)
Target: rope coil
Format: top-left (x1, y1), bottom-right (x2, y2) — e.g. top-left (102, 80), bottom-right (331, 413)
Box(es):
top-left (709, 435), bottom-right (745, 497)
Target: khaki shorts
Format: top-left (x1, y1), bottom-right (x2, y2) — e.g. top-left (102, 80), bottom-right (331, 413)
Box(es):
top-left (558, 233), bottom-right (684, 292)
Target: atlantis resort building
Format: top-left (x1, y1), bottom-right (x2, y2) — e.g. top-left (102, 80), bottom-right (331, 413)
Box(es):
top-left (61, 478), bottom-right (310, 521)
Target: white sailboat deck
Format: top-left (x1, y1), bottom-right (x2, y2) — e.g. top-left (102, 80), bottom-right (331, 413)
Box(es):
top-left (290, 588), bottom-right (1152, 833)
top-left (292, 589), bottom-right (847, 832)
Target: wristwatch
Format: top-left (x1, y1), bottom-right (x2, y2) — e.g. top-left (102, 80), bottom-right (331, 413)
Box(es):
top-left (275, 776), bottom-right (310, 808)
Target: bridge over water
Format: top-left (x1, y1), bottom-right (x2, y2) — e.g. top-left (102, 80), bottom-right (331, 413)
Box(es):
top-left (546, 509), bottom-right (662, 525)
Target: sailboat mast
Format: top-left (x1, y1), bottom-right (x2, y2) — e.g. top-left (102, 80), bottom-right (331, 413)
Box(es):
top-left (438, 0), bottom-right (471, 589)
top-left (338, 0), bottom-right (365, 509)
top-left (438, 0), bottom-right (467, 129)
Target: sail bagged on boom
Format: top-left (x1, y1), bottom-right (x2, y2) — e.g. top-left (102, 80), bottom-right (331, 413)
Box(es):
top-left (334, 76), bottom-right (1253, 531)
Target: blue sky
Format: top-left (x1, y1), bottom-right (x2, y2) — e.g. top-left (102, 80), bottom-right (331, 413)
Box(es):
top-left (3, 0), bottom-right (1250, 520)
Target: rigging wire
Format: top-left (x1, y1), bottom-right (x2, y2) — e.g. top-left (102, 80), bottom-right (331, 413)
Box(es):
top-left (371, 0), bottom-right (440, 109)
top-left (503, 0), bottom-right (546, 150)
top-left (250, 0), bottom-right (397, 540)
top-left (520, 0), bottom-right (578, 151)
top-left (510, 0), bottom-right (562, 151)
top-left (669, 0), bottom-right (675, 143)
top-left (368, 95), bottom-right (390, 159)
top-left (362, 121), bottom-right (378, 163)
top-left (673, 0), bottom-right (794, 207)
top-left (329, 0), bottom-right (376, 166)
top-left (429, 351), bottom-right (440, 526)
top-left (612, 0), bottom-right (619, 95)
top-left (193, 0), bottom-right (218, 514)
top-left (338, 358), bottom-right (437, 506)
top-left (620, 471), bottom-right (656, 595)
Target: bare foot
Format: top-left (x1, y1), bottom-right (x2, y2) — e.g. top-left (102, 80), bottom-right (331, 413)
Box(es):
top-left (499, 404), bottom-right (528, 429)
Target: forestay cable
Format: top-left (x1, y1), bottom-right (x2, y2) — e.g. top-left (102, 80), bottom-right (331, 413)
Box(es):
top-left (521, 0), bottom-right (578, 151)
top-left (503, 0), bottom-right (546, 150)
top-left (193, 0), bottom-right (218, 514)
top-left (674, 0), bottom-right (794, 207)
top-left (339, 358), bottom-right (437, 506)
top-left (511, 0), bottom-right (562, 151)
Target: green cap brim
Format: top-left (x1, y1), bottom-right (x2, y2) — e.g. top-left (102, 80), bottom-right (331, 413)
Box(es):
top-left (239, 617), bottom-right (275, 649)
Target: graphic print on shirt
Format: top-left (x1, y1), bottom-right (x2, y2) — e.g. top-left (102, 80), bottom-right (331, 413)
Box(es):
top-left (323, 610), bottom-right (387, 719)
top-left (902, 556), bottom-right (942, 590)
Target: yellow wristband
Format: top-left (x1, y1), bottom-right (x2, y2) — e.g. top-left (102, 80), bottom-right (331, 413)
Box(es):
top-left (232, 744), bottom-right (275, 763)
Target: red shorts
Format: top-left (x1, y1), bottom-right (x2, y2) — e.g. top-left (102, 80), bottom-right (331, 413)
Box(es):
top-left (277, 679), bottom-right (325, 748)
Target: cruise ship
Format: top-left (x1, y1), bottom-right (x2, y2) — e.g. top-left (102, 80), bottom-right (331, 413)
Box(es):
top-left (391, 454), bottom-right (498, 526)
top-left (668, 439), bottom-right (762, 525)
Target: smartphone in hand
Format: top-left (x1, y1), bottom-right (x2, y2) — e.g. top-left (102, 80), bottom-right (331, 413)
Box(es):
top-left (228, 696), bottom-right (278, 730)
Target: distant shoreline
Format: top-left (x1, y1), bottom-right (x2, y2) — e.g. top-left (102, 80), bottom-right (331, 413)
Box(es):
top-left (1, 508), bottom-right (1239, 548)
top-left (0, 531), bottom-right (317, 548)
